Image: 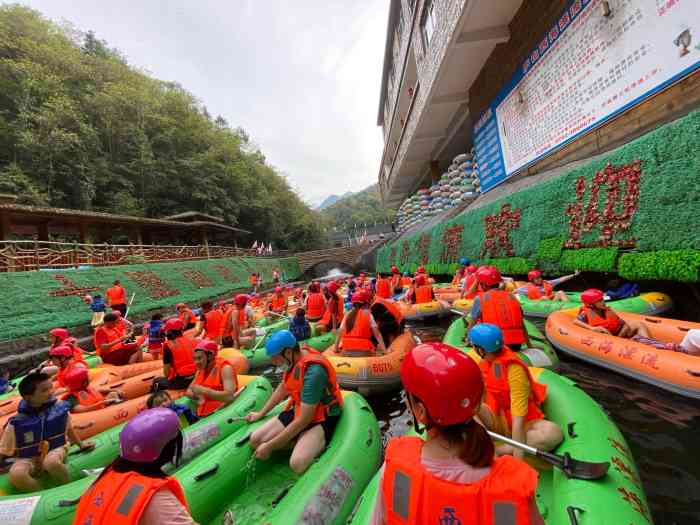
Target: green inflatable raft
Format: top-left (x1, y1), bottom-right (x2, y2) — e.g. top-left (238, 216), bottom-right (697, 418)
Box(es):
top-left (2, 391), bottom-right (381, 525)
top-left (517, 291), bottom-right (673, 318)
top-left (0, 375), bottom-right (272, 498)
top-left (442, 316), bottom-right (559, 369)
top-left (349, 368), bottom-right (652, 525)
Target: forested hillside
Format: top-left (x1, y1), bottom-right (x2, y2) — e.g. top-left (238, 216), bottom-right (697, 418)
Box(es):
top-left (320, 184), bottom-right (393, 231)
top-left (0, 5), bottom-right (322, 250)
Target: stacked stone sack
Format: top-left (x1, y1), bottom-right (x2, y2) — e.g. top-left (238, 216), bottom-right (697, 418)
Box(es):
top-left (394, 148), bottom-right (480, 233)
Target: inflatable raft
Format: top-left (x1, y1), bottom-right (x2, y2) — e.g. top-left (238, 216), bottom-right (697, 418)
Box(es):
top-left (395, 298), bottom-right (450, 322)
top-left (518, 290), bottom-right (673, 318)
top-left (442, 316), bottom-right (559, 369)
top-left (349, 368), bottom-right (651, 525)
top-left (0, 375), bottom-right (272, 497)
top-left (325, 299), bottom-right (415, 395)
top-left (546, 309), bottom-right (700, 399)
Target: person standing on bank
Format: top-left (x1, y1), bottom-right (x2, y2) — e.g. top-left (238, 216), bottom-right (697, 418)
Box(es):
top-left (246, 330), bottom-right (343, 474)
top-left (105, 280), bottom-right (127, 318)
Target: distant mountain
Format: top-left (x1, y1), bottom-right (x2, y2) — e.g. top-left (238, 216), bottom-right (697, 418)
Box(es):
top-left (315, 191), bottom-right (354, 210)
top-left (320, 184), bottom-right (394, 231)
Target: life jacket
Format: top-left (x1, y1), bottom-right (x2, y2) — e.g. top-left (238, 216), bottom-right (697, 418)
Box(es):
top-left (527, 282), bottom-right (553, 300)
top-left (64, 386), bottom-right (105, 409)
top-left (204, 310), bottom-right (224, 340)
top-left (400, 277), bottom-right (412, 287)
top-left (381, 436), bottom-right (538, 525)
top-left (94, 325), bottom-right (123, 356)
top-left (166, 336), bottom-right (197, 380)
top-left (73, 469), bottom-right (188, 525)
top-left (579, 305), bottom-right (623, 335)
top-left (341, 309), bottom-right (375, 352)
top-left (178, 308), bottom-right (195, 327)
top-left (249, 274), bottom-right (258, 285)
top-left (319, 295), bottom-right (344, 328)
top-left (306, 292), bottom-right (326, 320)
top-left (270, 294), bottom-right (286, 313)
top-left (106, 286), bottom-right (126, 305)
top-left (10, 399), bottom-right (71, 458)
top-left (62, 345), bottom-right (87, 365)
top-left (390, 274), bottom-right (401, 291)
top-left (289, 316), bottom-right (312, 341)
top-left (282, 348), bottom-right (343, 424)
top-left (414, 285), bottom-right (434, 304)
top-left (375, 278), bottom-right (392, 299)
top-left (55, 361), bottom-right (87, 389)
top-left (479, 291), bottom-right (526, 346)
top-left (90, 297), bottom-right (106, 312)
top-left (463, 273), bottom-right (479, 299)
top-left (479, 347), bottom-right (546, 429)
top-left (452, 268), bottom-right (465, 285)
top-left (191, 357), bottom-right (237, 417)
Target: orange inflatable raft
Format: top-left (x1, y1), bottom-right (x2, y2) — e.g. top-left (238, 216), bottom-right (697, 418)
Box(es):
top-left (546, 309), bottom-right (700, 399)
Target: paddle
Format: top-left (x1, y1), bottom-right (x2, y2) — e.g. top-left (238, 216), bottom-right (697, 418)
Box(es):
top-left (124, 292), bottom-right (136, 320)
top-left (266, 310), bottom-right (290, 320)
top-left (488, 430), bottom-right (610, 480)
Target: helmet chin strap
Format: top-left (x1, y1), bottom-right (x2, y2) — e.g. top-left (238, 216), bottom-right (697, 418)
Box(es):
top-left (406, 394), bottom-right (430, 435)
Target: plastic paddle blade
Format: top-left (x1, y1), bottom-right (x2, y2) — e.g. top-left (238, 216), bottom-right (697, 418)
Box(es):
top-left (539, 450), bottom-right (610, 480)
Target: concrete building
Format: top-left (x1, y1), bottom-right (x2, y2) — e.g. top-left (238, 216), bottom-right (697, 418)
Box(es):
top-left (377, 0), bottom-right (700, 209)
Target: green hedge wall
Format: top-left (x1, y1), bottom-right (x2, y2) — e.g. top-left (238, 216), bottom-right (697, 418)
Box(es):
top-left (378, 110), bottom-right (700, 281)
top-left (0, 256), bottom-right (301, 341)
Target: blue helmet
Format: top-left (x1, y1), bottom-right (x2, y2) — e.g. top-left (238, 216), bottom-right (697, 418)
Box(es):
top-left (468, 323), bottom-right (503, 353)
top-left (459, 257), bottom-right (470, 266)
top-left (403, 271), bottom-right (410, 277)
top-left (265, 330), bottom-right (297, 357)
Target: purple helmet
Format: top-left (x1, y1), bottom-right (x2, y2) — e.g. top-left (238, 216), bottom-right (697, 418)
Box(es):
top-left (119, 408), bottom-right (180, 462)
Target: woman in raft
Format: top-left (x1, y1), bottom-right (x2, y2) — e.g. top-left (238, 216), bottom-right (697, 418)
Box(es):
top-left (370, 342), bottom-right (543, 524)
top-left (332, 289), bottom-right (387, 356)
top-left (573, 289), bottom-right (649, 338)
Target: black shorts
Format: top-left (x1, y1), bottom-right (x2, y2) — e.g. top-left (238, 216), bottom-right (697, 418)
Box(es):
top-left (112, 303), bottom-right (127, 317)
top-left (278, 408), bottom-right (339, 444)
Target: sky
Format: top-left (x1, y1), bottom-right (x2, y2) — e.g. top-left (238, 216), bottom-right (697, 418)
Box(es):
top-left (11, 0), bottom-right (389, 207)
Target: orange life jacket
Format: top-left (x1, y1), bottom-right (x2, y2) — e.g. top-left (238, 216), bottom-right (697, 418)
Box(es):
top-left (479, 347), bottom-right (546, 429)
top-left (249, 274), bottom-right (258, 285)
top-left (282, 348), bottom-right (343, 424)
top-left (390, 274), bottom-right (401, 290)
top-left (579, 305), bottom-right (623, 335)
top-left (381, 436), bottom-right (538, 525)
top-left (306, 292), bottom-right (326, 320)
top-left (191, 358), bottom-right (237, 417)
top-left (527, 281), bottom-right (553, 300)
top-left (106, 286), bottom-right (126, 306)
top-left (451, 268), bottom-right (464, 285)
top-left (73, 469), bottom-right (188, 525)
top-left (479, 290), bottom-right (526, 345)
top-left (400, 276), bottom-right (412, 287)
top-left (270, 294), bottom-right (286, 313)
top-left (463, 273), bottom-right (479, 299)
top-left (341, 308), bottom-right (375, 352)
top-left (64, 386), bottom-right (105, 409)
top-left (414, 285), bottom-right (434, 304)
top-left (68, 346), bottom-right (87, 365)
top-left (178, 308), bottom-right (195, 327)
top-left (166, 336), bottom-right (197, 380)
top-left (375, 278), bottom-right (392, 299)
top-left (55, 361), bottom-right (87, 389)
top-left (319, 294), bottom-right (344, 328)
top-left (204, 310), bottom-right (224, 340)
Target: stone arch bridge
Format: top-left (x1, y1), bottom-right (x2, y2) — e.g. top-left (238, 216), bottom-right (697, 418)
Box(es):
top-left (295, 244), bottom-right (380, 275)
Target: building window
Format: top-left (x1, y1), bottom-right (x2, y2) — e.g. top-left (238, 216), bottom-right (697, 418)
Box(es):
top-left (421, 0), bottom-right (436, 50)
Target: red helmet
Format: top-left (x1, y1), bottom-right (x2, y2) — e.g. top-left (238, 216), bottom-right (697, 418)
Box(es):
top-left (308, 282), bottom-right (321, 293)
top-left (49, 345), bottom-right (73, 358)
top-left (528, 270), bottom-right (542, 282)
top-left (414, 275), bottom-right (427, 286)
top-left (234, 294), bottom-right (249, 307)
top-left (195, 339), bottom-right (219, 355)
top-left (416, 266), bottom-right (426, 274)
top-left (63, 366), bottom-right (89, 392)
top-left (581, 288), bottom-right (605, 305)
top-left (391, 265), bottom-right (399, 274)
top-left (476, 266), bottom-right (501, 287)
top-left (351, 289), bottom-right (371, 304)
top-left (401, 343), bottom-right (484, 425)
top-left (466, 264), bottom-right (477, 274)
top-left (49, 328), bottom-right (69, 341)
top-left (275, 286), bottom-right (282, 294)
top-left (164, 318), bottom-right (184, 332)
top-left (64, 337), bottom-right (78, 347)
top-left (327, 282), bottom-right (339, 294)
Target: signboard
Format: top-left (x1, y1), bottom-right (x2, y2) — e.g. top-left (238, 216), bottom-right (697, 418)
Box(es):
top-left (473, 0), bottom-right (700, 193)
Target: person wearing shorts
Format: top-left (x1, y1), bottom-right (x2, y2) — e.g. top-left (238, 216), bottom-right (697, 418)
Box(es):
top-left (94, 312), bottom-right (143, 366)
top-left (106, 280), bottom-right (127, 317)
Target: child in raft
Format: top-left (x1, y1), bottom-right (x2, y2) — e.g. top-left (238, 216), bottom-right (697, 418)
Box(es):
top-left (574, 289), bottom-right (650, 339)
top-left (516, 269), bottom-right (579, 302)
top-left (61, 367), bottom-right (123, 413)
top-left (147, 390), bottom-right (199, 426)
top-left (370, 342), bottom-right (544, 524)
top-left (289, 308), bottom-right (312, 341)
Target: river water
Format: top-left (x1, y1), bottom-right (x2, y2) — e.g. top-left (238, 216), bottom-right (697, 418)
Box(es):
top-left (368, 318), bottom-right (700, 525)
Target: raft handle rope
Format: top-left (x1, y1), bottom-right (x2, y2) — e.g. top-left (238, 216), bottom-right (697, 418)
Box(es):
top-left (566, 505), bottom-right (585, 525)
top-left (487, 430), bottom-right (610, 480)
top-left (567, 422), bottom-right (578, 439)
top-left (194, 464), bottom-right (219, 482)
top-left (59, 497), bottom-right (81, 507)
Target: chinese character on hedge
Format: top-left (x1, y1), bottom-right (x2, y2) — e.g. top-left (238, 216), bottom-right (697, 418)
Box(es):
top-left (417, 233), bottom-right (431, 265)
top-left (481, 203), bottom-right (521, 258)
top-left (441, 225), bottom-right (464, 263)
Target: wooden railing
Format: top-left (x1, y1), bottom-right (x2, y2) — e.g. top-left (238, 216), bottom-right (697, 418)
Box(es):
top-left (0, 240), bottom-right (291, 272)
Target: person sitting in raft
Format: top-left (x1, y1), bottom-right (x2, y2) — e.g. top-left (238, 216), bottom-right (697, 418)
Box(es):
top-left (187, 339), bottom-right (238, 418)
top-left (467, 266), bottom-right (531, 351)
top-left (470, 324), bottom-right (563, 460)
top-left (150, 318), bottom-right (197, 392)
top-left (459, 264), bottom-right (481, 299)
top-left (399, 271), bottom-right (413, 288)
top-left (389, 266), bottom-right (402, 294)
top-left (574, 289), bottom-right (650, 339)
top-left (61, 367), bottom-right (122, 413)
top-left (404, 274), bottom-right (435, 304)
top-left (38, 328), bottom-right (86, 376)
top-left (333, 290), bottom-right (387, 356)
top-left (176, 302), bottom-right (197, 330)
top-left (94, 312), bottom-right (144, 366)
top-left (43, 345), bottom-right (87, 392)
top-left (223, 294), bottom-right (257, 349)
top-left (370, 342), bottom-right (544, 525)
top-left (0, 370), bottom-right (12, 395)
top-left (147, 390), bottom-right (198, 426)
top-left (195, 300), bottom-right (224, 345)
top-left (143, 313), bottom-right (165, 359)
top-left (289, 308), bottom-right (312, 341)
top-left (73, 408), bottom-right (195, 525)
top-left (267, 286), bottom-right (288, 321)
top-left (374, 273), bottom-right (393, 299)
top-left (316, 282), bottom-right (344, 335)
top-left (0, 372), bottom-right (94, 492)
top-left (304, 282), bottom-right (327, 322)
top-left (246, 330), bottom-right (344, 474)
top-left (451, 257), bottom-right (471, 285)
top-left (516, 269), bottom-right (579, 302)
